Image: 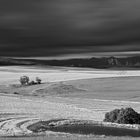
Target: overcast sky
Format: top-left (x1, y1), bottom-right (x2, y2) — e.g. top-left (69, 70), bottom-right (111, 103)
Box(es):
top-left (0, 0), bottom-right (140, 57)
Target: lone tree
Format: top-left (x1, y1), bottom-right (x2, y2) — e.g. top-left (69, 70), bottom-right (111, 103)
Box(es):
top-left (20, 76), bottom-right (30, 86)
top-left (35, 77), bottom-right (42, 84)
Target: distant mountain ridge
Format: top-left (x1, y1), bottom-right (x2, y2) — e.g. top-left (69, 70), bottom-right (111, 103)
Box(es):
top-left (1, 56), bottom-right (140, 68)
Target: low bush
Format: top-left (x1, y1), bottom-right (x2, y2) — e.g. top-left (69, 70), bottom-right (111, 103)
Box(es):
top-left (28, 81), bottom-right (37, 85)
top-left (13, 92), bottom-right (19, 94)
top-left (104, 107), bottom-right (140, 124)
top-left (104, 109), bottom-right (120, 123)
top-left (36, 77), bottom-right (42, 84)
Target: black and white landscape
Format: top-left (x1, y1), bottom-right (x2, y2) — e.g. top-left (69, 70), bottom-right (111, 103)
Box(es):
top-left (1, 1), bottom-right (140, 140)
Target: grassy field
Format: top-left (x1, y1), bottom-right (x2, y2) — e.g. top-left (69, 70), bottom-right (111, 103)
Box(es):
top-left (2, 135), bottom-right (140, 140)
top-left (64, 76), bottom-right (140, 101)
top-left (0, 66), bottom-right (140, 139)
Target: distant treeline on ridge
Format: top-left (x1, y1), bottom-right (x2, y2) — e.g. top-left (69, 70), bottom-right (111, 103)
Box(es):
top-left (1, 56), bottom-right (140, 69)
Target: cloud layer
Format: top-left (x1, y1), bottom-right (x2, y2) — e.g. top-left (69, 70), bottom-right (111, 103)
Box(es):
top-left (0, 0), bottom-right (140, 56)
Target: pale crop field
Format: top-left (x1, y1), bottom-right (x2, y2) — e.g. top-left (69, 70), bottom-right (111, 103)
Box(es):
top-left (0, 66), bottom-right (140, 85)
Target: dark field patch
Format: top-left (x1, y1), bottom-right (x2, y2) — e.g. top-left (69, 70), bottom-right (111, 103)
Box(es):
top-left (28, 119), bottom-right (140, 137)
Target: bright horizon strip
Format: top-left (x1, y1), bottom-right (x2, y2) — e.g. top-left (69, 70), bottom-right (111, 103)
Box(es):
top-left (9, 51), bottom-right (140, 60)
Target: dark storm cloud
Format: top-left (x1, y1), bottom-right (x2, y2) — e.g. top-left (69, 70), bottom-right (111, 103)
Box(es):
top-left (0, 0), bottom-right (140, 56)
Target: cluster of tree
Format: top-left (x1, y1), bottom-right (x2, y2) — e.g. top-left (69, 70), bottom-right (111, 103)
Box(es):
top-left (19, 76), bottom-right (42, 86)
top-left (104, 107), bottom-right (140, 124)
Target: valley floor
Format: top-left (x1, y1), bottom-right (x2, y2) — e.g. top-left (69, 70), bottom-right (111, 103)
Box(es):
top-left (0, 66), bottom-right (140, 139)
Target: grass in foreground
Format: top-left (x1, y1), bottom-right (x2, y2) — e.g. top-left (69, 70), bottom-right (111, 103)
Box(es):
top-left (2, 135), bottom-right (140, 140)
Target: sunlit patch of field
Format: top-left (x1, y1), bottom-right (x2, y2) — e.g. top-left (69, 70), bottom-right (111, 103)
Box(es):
top-left (0, 66), bottom-right (140, 139)
top-left (0, 65), bottom-right (140, 85)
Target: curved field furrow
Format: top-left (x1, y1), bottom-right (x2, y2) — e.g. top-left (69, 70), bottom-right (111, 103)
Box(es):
top-left (0, 117), bottom-right (40, 136)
